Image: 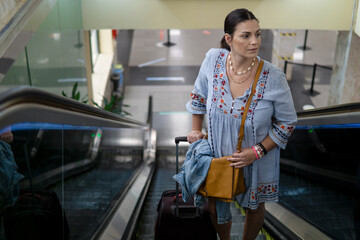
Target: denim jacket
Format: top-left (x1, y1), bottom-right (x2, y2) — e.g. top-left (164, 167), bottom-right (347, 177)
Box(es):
top-left (0, 140), bottom-right (24, 213)
top-left (173, 139), bottom-right (213, 202)
top-left (173, 139), bottom-right (232, 224)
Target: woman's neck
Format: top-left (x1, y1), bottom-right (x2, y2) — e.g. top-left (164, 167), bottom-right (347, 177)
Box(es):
top-left (230, 52), bottom-right (255, 72)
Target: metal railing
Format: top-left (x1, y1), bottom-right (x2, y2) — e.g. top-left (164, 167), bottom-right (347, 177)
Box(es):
top-left (284, 60), bottom-right (332, 95)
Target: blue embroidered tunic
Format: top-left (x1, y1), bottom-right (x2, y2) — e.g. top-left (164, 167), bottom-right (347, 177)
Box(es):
top-left (186, 48), bottom-right (297, 209)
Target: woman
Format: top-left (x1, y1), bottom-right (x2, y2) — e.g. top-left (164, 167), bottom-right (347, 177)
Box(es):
top-left (0, 127), bottom-right (23, 215)
top-left (186, 9), bottom-right (297, 240)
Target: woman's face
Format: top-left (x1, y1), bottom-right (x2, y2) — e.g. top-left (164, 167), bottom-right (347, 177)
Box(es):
top-left (225, 19), bottom-right (261, 59)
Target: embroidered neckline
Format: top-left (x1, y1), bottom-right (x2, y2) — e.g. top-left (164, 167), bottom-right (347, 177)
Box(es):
top-left (225, 52), bottom-right (261, 100)
top-left (212, 50), bottom-right (269, 120)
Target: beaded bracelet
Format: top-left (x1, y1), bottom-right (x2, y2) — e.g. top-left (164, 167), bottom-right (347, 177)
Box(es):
top-left (254, 145), bottom-right (264, 158)
top-left (252, 143), bottom-right (267, 159)
top-left (257, 142), bottom-right (268, 155)
top-left (252, 146), bottom-right (259, 159)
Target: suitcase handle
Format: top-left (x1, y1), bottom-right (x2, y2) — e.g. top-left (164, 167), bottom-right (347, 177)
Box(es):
top-left (175, 136), bottom-right (187, 144)
top-left (170, 205), bottom-right (201, 218)
top-left (174, 136), bottom-right (188, 217)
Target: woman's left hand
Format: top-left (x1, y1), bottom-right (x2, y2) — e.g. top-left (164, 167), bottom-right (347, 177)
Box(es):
top-left (227, 148), bottom-right (257, 168)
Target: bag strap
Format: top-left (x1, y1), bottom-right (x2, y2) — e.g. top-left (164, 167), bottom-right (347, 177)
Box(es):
top-left (237, 59), bottom-right (264, 152)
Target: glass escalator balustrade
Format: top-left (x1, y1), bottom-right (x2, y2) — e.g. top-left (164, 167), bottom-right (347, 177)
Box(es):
top-left (0, 122), bottom-right (145, 240)
top-left (280, 123), bottom-right (360, 240)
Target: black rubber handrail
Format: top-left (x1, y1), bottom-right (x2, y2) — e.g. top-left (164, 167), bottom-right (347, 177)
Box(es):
top-left (297, 102), bottom-right (360, 118)
top-left (0, 86), bottom-right (146, 127)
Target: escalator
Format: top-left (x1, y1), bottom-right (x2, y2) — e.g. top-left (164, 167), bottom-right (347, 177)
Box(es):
top-left (0, 87), bottom-right (359, 240)
top-left (266, 103), bottom-right (360, 240)
top-left (0, 87), bottom-right (156, 240)
top-left (135, 103), bottom-right (360, 240)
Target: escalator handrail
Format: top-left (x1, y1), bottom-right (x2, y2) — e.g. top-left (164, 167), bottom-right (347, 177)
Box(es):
top-left (297, 102), bottom-right (360, 118)
top-left (0, 86), bottom-right (147, 128)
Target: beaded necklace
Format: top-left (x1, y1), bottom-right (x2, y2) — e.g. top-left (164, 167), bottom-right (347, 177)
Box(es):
top-left (228, 52), bottom-right (255, 76)
top-left (227, 53), bottom-right (256, 84)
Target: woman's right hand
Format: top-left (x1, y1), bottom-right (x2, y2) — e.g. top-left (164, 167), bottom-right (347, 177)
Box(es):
top-left (187, 130), bottom-right (205, 143)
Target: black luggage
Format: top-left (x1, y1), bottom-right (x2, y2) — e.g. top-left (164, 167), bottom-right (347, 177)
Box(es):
top-left (2, 137), bottom-right (69, 240)
top-left (3, 189), bottom-right (70, 240)
top-left (154, 136), bottom-right (217, 240)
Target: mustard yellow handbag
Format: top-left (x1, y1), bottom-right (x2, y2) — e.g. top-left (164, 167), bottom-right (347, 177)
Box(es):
top-left (197, 60), bottom-right (264, 202)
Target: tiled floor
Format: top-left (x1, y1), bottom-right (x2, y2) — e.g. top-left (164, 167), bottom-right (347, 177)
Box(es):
top-left (129, 29), bottom-right (224, 67)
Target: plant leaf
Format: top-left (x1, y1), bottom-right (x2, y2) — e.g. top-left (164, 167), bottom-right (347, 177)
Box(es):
top-left (109, 96), bottom-right (115, 105)
top-left (72, 82), bottom-right (78, 97)
top-left (81, 95), bottom-right (88, 104)
top-left (91, 99), bottom-right (101, 108)
top-left (121, 110), bottom-right (131, 116)
top-left (103, 96), bottom-right (108, 106)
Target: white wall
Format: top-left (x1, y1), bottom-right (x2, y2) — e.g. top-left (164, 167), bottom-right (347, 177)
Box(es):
top-left (81, 0), bottom-right (354, 30)
top-left (355, 0), bottom-right (360, 36)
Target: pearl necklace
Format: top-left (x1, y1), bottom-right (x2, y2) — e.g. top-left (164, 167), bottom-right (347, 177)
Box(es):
top-left (228, 52), bottom-right (255, 76)
top-left (227, 64), bottom-right (252, 84)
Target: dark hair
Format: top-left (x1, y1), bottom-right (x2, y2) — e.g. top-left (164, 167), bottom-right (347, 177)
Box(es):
top-left (220, 9), bottom-right (259, 51)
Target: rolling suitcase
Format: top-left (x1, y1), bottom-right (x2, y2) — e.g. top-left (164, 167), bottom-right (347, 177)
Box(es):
top-left (3, 189), bottom-right (70, 240)
top-left (2, 137), bottom-right (70, 240)
top-left (154, 136), bottom-right (217, 240)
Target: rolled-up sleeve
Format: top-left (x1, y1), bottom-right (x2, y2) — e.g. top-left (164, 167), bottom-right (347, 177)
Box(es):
top-left (185, 50), bottom-right (213, 114)
top-left (268, 71), bottom-right (297, 149)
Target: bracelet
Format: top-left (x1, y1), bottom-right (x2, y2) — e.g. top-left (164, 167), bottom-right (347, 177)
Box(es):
top-left (255, 145), bottom-right (264, 158)
top-left (257, 142), bottom-right (268, 155)
top-left (252, 146), bottom-right (259, 159)
top-left (252, 144), bottom-right (265, 159)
